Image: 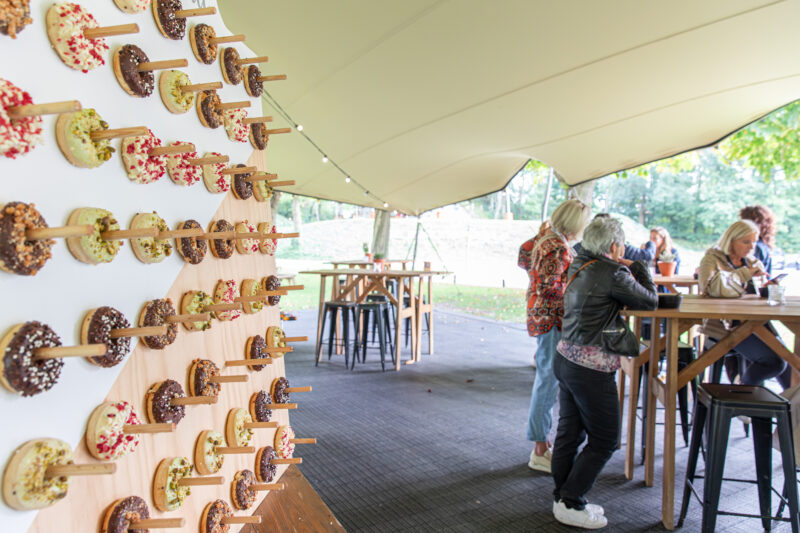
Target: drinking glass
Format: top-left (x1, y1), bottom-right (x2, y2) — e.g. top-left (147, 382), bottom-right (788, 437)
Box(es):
top-left (767, 284), bottom-right (786, 306)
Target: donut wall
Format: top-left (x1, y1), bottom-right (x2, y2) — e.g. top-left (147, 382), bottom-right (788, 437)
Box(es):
top-left (1, 1), bottom-right (305, 531)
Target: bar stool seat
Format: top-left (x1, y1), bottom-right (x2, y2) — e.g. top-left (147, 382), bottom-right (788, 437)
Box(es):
top-left (316, 301), bottom-right (358, 368)
top-left (354, 301), bottom-right (395, 371)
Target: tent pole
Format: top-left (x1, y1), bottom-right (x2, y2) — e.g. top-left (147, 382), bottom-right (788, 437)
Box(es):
top-left (411, 218), bottom-right (421, 270)
top-left (541, 167), bottom-right (554, 221)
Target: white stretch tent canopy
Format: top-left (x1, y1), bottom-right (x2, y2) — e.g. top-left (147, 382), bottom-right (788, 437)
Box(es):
top-left (220, 0), bottom-right (800, 215)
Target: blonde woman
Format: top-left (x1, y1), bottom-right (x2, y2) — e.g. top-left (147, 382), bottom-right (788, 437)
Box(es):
top-left (650, 226), bottom-right (680, 275)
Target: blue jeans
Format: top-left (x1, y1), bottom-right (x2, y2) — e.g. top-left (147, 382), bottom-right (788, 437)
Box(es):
top-left (527, 327), bottom-right (561, 442)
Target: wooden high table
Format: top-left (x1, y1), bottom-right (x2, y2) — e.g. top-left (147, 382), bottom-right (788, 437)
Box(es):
top-left (301, 268), bottom-right (448, 370)
top-left (653, 274), bottom-right (699, 294)
top-left (625, 295), bottom-right (800, 529)
top-left (329, 259), bottom-right (412, 269)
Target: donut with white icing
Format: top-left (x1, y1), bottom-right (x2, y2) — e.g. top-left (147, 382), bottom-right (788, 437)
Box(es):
top-left (166, 142), bottom-right (201, 186)
top-left (121, 129), bottom-right (166, 184)
top-left (158, 70), bottom-right (195, 114)
top-left (0, 79), bottom-right (43, 159)
top-left (240, 279), bottom-right (264, 314)
top-left (212, 279), bottom-right (241, 321)
top-left (225, 408), bottom-right (254, 448)
top-left (46, 3), bottom-right (108, 73)
top-left (194, 430), bottom-right (225, 476)
top-left (129, 211), bottom-right (172, 264)
top-left (223, 108), bottom-right (248, 143)
top-left (234, 221), bottom-right (259, 255)
top-left (113, 0), bottom-right (150, 14)
top-left (85, 401), bottom-right (142, 461)
top-left (258, 222), bottom-right (277, 255)
top-left (180, 290), bottom-right (213, 331)
top-left (65, 207), bottom-right (122, 264)
top-left (2, 438), bottom-right (72, 510)
top-left (201, 151), bottom-right (230, 193)
top-left (153, 456), bottom-right (192, 511)
top-left (274, 425), bottom-right (295, 459)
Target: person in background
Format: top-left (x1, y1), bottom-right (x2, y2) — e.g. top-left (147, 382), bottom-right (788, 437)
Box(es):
top-left (552, 217), bottom-right (657, 529)
top-left (739, 205), bottom-right (777, 275)
top-left (574, 213), bottom-right (656, 263)
top-left (518, 199), bottom-right (592, 474)
top-left (650, 226), bottom-right (680, 275)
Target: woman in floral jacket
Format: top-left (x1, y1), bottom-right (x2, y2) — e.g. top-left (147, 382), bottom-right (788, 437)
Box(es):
top-left (518, 198), bottom-right (591, 473)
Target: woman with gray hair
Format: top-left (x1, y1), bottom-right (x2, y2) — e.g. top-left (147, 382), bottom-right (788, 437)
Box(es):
top-left (551, 216), bottom-right (657, 529)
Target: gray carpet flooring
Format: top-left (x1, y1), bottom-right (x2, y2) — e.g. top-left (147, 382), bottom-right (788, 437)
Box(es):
top-left (280, 308), bottom-right (793, 532)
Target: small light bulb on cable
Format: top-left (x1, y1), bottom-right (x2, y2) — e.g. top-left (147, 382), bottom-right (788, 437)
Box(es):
top-left (322, 156), bottom-right (328, 163)
top-left (296, 124), bottom-right (303, 131)
top-left (383, 202), bottom-right (389, 208)
top-left (345, 177), bottom-right (351, 183)
top-left (364, 190), bottom-right (369, 196)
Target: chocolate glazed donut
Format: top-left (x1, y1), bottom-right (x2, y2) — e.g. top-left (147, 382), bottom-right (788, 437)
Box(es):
top-left (272, 376), bottom-right (290, 404)
top-left (250, 122), bottom-right (267, 150)
top-left (154, 0), bottom-right (186, 40)
top-left (256, 446), bottom-right (277, 482)
top-left (176, 220), bottom-right (207, 264)
top-left (83, 307), bottom-right (131, 368)
top-left (140, 299), bottom-right (178, 350)
top-left (251, 390), bottom-right (272, 422)
top-left (198, 90), bottom-right (223, 128)
top-left (222, 47), bottom-right (242, 84)
top-left (117, 44), bottom-right (155, 97)
top-left (192, 23), bottom-right (217, 64)
top-left (103, 496), bottom-right (150, 533)
top-left (263, 275), bottom-right (281, 306)
top-left (232, 164), bottom-right (254, 200)
top-left (207, 219), bottom-right (234, 259)
top-left (231, 469), bottom-right (257, 510)
top-left (191, 358), bottom-right (220, 397)
top-left (147, 379), bottom-right (185, 424)
top-left (244, 65), bottom-right (263, 97)
top-left (0, 202), bottom-right (54, 276)
top-left (202, 499), bottom-right (231, 533)
top-left (1, 321), bottom-right (63, 397)
top-left (248, 335), bottom-right (269, 371)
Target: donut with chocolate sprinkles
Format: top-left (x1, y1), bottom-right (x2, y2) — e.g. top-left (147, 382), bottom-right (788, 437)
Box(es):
top-left (244, 65), bottom-right (262, 97)
top-left (0, 321), bottom-right (63, 397)
top-left (249, 121), bottom-right (267, 151)
top-left (113, 44), bottom-right (155, 98)
top-left (0, 202), bottom-right (54, 276)
top-left (152, 0), bottom-right (186, 40)
top-left (249, 390), bottom-right (272, 422)
top-left (190, 23), bottom-right (217, 65)
top-left (102, 495), bottom-right (150, 533)
top-left (255, 446), bottom-right (277, 483)
top-left (200, 499), bottom-right (232, 533)
top-left (145, 379), bottom-right (185, 424)
top-left (262, 275), bottom-right (282, 306)
top-left (175, 219), bottom-right (207, 264)
top-left (245, 335), bottom-right (269, 371)
top-left (221, 47), bottom-right (242, 85)
top-left (138, 299), bottom-right (178, 350)
top-left (231, 469), bottom-right (257, 510)
top-left (188, 358), bottom-right (220, 397)
top-left (231, 164), bottom-right (254, 200)
top-left (196, 90), bottom-right (223, 128)
top-left (80, 307), bottom-right (131, 368)
top-left (271, 376), bottom-right (290, 404)
top-left (207, 219), bottom-right (234, 259)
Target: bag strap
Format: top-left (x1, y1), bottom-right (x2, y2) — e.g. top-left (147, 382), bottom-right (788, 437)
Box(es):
top-left (565, 259), bottom-right (598, 290)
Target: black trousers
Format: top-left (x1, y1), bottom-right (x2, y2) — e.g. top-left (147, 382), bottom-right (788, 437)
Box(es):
top-left (552, 354), bottom-right (619, 510)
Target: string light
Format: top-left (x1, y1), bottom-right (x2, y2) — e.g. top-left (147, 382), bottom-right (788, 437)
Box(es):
top-left (345, 177), bottom-right (351, 183)
top-left (322, 156), bottom-right (328, 163)
top-left (383, 202), bottom-right (389, 208)
top-left (296, 124), bottom-right (303, 131)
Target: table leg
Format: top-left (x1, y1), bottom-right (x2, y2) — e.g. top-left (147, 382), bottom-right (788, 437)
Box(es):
top-left (624, 362), bottom-right (640, 480)
top-left (644, 318), bottom-right (659, 487)
top-left (394, 283), bottom-right (404, 371)
top-left (661, 317), bottom-right (679, 530)
top-left (315, 276), bottom-right (327, 363)
top-left (427, 276), bottom-right (434, 355)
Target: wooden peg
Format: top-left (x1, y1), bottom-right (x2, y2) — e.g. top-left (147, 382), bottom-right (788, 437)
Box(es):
top-left (269, 180), bottom-right (295, 187)
top-left (285, 386), bottom-right (312, 393)
top-left (221, 516), bottom-right (261, 525)
top-left (180, 81), bottom-right (223, 93)
top-left (243, 421), bottom-right (277, 429)
top-left (220, 165), bottom-right (257, 175)
top-left (208, 34), bottom-right (245, 45)
top-left (283, 336), bottom-right (308, 343)
top-left (157, 227), bottom-right (204, 239)
top-left (218, 100), bottom-right (251, 111)
top-left (259, 233), bottom-right (281, 239)
top-left (165, 312), bottom-right (210, 324)
top-left (34, 344), bottom-right (107, 359)
top-left (257, 75), bottom-right (287, 82)
top-left (171, 395), bottom-right (218, 406)
top-left (129, 517), bottom-right (185, 529)
top-left (7, 100), bottom-right (80, 120)
top-left (176, 476), bottom-right (223, 487)
top-left (188, 154), bottom-right (228, 165)
top-left (234, 292), bottom-right (285, 303)
top-left (138, 59), bottom-right (189, 72)
top-left (278, 285), bottom-right (305, 292)
top-left (215, 446), bottom-right (255, 454)
top-left (208, 374), bottom-right (248, 384)
top-left (100, 227), bottom-right (159, 240)
top-left (204, 303), bottom-right (242, 312)
top-left (174, 6), bottom-right (216, 17)
top-left (277, 232), bottom-right (300, 239)
top-left (123, 423), bottom-right (175, 434)
top-left (263, 128), bottom-right (291, 135)
top-left (290, 437), bottom-right (316, 444)
top-left (46, 463), bottom-right (116, 478)
top-left (243, 173), bottom-right (277, 183)
top-left (242, 116), bottom-right (273, 124)
top-left (90, 126), bottom-right (148, 142)
top-left (26, 224), bottom-right (93, 240)
top-left (259, 403), bottom-right (297, 410)
top-left (235, 56), bottom-right (268, 66)
top-left (224, 359), bottom-right (272, 368)
top-left (270, 457), bottom-right (301, 464)
top-left (109, 325), bottom-right (168, 339)
top-left (149, 144), bottom-right (194, 157)
top-left (252, 483), bottom-right (283, 491)
top-left (83, 23), bottom-right (139, 39)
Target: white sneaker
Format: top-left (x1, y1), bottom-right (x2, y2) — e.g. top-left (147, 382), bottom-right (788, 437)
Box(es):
top-left (553, 500), bottom-right (608, 529)
top-left (528, 448), bottom-right (552, 473)
top-left (552, 502), bottom-right (604, 517)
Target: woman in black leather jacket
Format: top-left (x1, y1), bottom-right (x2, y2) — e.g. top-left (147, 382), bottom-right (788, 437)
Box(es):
top-left (551, 217), bottom-right (657, 530)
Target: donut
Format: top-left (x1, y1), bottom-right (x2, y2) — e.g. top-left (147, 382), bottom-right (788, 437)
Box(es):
top-left (196, 90), bottom-right (222, 128)
top-left (139, 298), bottom-right (178, 350)
top-left (258, 222), bottom-right (277, 255)
top-left (112, 44), bottom-right (155, 98)
top-left (158, 70), bottom-right (195, 114)
top-left (166, 142), bottom-right (201, 186)
top-left (0, 0), bottom-right (32, 38)
top-left (2, 438), bottom-right (72, 510)
top-left (231, 165), bottom-right (254, 200)
top-left (213, 279), bottom-right (241, 321)
top-left (223, 108), bottom-right (248, 143)
top-left (145, 379), bottom-right (185, 424)
top-left (200, 499), bottom-right (232, 533)
top-left (130, 212), bottom-right (173, 264)
top-left (207, 220), bottom-right (234, 259)
top-left (121, 129), bottom-right (166, 184)
top-left (0, 322), bottom-right (62, 397)
top-left (0, 79), bottom-right (44, 159)
top-left (253, 177), bottom-right (274, 201)
top-left (250, 121), bottom-right (267, 151)
top-left (240, 279), bottom-right (264, 314)
top-left (174, 220), bottom-right (206, 265)
top-left (85, 401), bottom-right (141, 461)
top-left (262, 275), bottom-right (282, 306)
top-left (234, 221), bottom-right (258, 255)
top-left (0, 202), bottom-right (54, 276)
top-left (249, 390), bottom-right (272, 423)
top-left (201, 152), bottom-right (230, 193)
top-left (65, 207), bottom-right (122, 265)
top-left (274, 425), bottom-right (295, 459)
top-left (112, 0), bottom-right (149, 14)
top-left (271, 376), bottom-right (290, 404)
top-left (225, 408), bottom-right (254, 448)
top-left (188, 358), bottom-right (220, 397)
top-left (220, 47), bottom-right (243, 84)
top-left (153, 456), bottom-right (192, 512)
top-left (55, 109), bottom-right (114, 168)
top-left (244, 65), bottom-right (263, 97)
top-left (180, 290), bottom-right (212, 331)
top-left (266, 326), bottom-right (287, 350)
top-left (189, 23), bottom-right (217, 64)
top-left (254, 446), bottom-right (277, 483)
top-left (194, 430), bottom-right (225, 475)
top-left (152, 0), bottom-right (185, 40)
top-left (101, 496), bottom-right (150, 533)
top-left (80, 307), bottom-right (131, 367)
top-left (244, 334), bottom-right (269, 371)
top-left (231, 469), bottom-right (257, 510)
top-left (46, 3), bottom-right (108, 73)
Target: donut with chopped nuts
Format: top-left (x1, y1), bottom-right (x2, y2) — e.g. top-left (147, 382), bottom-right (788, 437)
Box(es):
top-left (188, 358), bottom-right (220, 397)
top-left (0, 202), bottom-right (54, 276)
top-left (138, 298), bottom-right (178, 350)
top-left (231, 469), bottom-right (257, 510)
top-left (221, 47), bottom-right (242, 84)
top-left (189, 23), bottom-right (217, 64)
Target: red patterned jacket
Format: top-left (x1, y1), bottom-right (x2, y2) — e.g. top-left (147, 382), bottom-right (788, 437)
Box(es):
top-left (518, 225), bottom-right (573, 336)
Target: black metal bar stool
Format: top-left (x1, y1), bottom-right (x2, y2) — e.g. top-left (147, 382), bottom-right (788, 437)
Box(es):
top-left (316, 301), bottom-right (358, 368)
top-left (353, 300), bottom-right (395, 371)
top-left (678, 383), bottom-right (799, 532)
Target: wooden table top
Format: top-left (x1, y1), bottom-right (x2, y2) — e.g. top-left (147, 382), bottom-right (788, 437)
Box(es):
top-left (301, 268), bottom-right (450, 277)
top-left (626, 294), bottom-right (800, 321)
top-left (329, 258), bottom-right (412, 265)
top-left (653, 274), bottom-right (698, 285)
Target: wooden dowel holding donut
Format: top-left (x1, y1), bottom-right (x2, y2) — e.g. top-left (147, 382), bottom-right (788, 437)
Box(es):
top-left (208, 34), bottom-right (245, 45)
top-left (277, 232), bottom-right (301, 239)
top-left (243, 173), bottom-right (278, 183)
top-left (244, 421), bottom-right (278, 429)
top-left (269, 180), bottom-right (295, 187)
top-left (165, 312), bottom-right (210, 324)
top-left (236, 56), bottom-right (268, 66)
top-left (26, 224), bottom-right (93, 240)
top-left (221, 516), bottom-right (261, 525)
top-left (179, 81), bottom-right (223, 93)
top-left (290, 437), bottom-right (316, 444)
top-left (220, 165), bottom-right (257, 175)
top-left (218, 101), bottom-right (251, 111)
top-left (278, 285), bottom-right (305, 292)
top-left (215, 446), bottom-right (254, 454)
top-left (149, 144), bottom-right (194, 157)
top-left (46, 463), bottom-right (116, 478)
top-left (271, 457), bottom-right (301, 464)
top-left (174, 7), bottom-right (216, 17)
top-left (100, 227), bottom-right (159, 240)
top-left (285, 386), bottom-right (312, 393)
top-left (252, 483), bottom-right (284, 491)
top-left (7, 100), bottom-right (81, 119)
top-left (123, 423), bottom-right (175, 434)
top-left (234, 292), bottom-right (286, 303)
top-left (109, 325), bottom-right (168, 339)
top-left (224, 359), bottom-right (272, 367)
top-left (204, 303), bottom-right (242, 312)
top-left (129, 518), bottom-right (185, 529)
top-left (90, 126), bottom-right (148, 141)
top-left (208, 374), bottom-right (248, 383)
top-left (259, 403), bottom-right (297, 410)
top-left (264, 128), bottom-right (292, 135)
top-left (257, 75), bottom-right (287, 82)
top-left (176, 476), bottom-right (223, 487)
top-left (242, 116), bottom-right (273, 124)
top-left (283, 336), bottom-right (308, 343)
top-left (34, 344), bottom-right (107, 359)
top-left (171, 395), bottom-right (218, 406)
top-left (157, 227), bottom-right (204, 239)
top-left (83, 23), bottom-right (139, 39)
top-left (188, 154), bottom-right (228, 165)
top-left (137, 59), bottom-right (188, 72)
